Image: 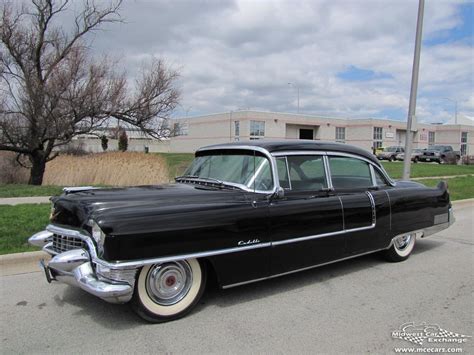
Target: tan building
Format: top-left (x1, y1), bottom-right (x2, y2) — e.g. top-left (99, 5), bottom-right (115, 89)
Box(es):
top-left (170, 111), bottom-right (474, 155)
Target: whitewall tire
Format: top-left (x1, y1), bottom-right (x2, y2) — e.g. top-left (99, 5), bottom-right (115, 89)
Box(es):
top-left (132, 259), bottom-right (206, 322)
top-left (383, 233), bottom-right (416, 262)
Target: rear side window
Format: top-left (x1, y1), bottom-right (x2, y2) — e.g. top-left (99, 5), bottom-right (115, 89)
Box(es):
top-left (286, 155), bottom-right (328, 191)
top-left (329, 156), bottom-right (372, 189)
top-left (374, 168), bottom-right (388, 186)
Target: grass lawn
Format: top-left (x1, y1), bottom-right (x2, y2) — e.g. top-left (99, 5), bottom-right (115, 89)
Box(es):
top-left (158, 153), bottom-right (194, 180)
top-left (416, 175), bottom-right (474, 201)
top-left (0, 184), bottom-right (64, 198)
top-left (382, 162), bottom-right (474, 179)
top-left (0, 204), bottom-right (50, 255)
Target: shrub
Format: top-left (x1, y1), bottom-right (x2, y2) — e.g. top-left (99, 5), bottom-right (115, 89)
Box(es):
top-left (118, 131), bottom-right (128, 152)
top-left (101, 135), bottom-right (109, 151)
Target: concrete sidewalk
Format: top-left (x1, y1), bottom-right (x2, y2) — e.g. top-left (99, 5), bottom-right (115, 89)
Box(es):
top-left (0, 196), bottom-right (51, 205)
top-left (411, 173), bottom-right (473, 181)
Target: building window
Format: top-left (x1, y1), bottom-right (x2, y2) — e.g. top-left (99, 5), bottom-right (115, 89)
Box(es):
top-left (234, 121), bottom-right (240, 137)
top-left (250, 120), bottom-right (265, 139)
top-left (428, 131), bottom-right (435, 146)
top-left (335, 127), bottom-right (345, 143)
top-left (461, 131), bottom-right (468, 156)
top-left (373, 127), bottom-right (383, 150)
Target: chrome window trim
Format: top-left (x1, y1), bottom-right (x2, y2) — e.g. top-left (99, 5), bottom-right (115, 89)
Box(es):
top-left (369, 164), bottom-right (377, 187)
top-left (195, 145), bottom-right (280, 194)
top-left (323, 155), bottom-right (333, 190)
top-left (272, 150), bottom-right (395, 187)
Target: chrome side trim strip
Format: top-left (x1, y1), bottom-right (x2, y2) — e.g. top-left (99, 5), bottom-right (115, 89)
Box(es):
top-left (337, 196), bottom-right (345, 231)
top-left (366, 191), bottom-right (376, 224)
top-left (272, 222), bottom-right (375, 247)
top-left (95, 242), bottom-right (273, 269)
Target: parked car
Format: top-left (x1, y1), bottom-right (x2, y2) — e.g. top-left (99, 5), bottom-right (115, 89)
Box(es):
top-left (419, 145), bottom-right (460, 164)
top-left (377, 146), bottom-right (404, 162)
top-left (396, 148), bottom-right (425, 163)
top-left (29, 141), bottom-right (455, 322)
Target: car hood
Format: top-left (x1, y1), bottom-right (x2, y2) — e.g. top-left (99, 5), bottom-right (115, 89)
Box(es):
top-left (51, 183), bottom-right (251, 232)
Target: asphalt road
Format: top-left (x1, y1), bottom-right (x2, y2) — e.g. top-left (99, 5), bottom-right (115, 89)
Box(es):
top-left (1, 204), bottom-right (472, 354)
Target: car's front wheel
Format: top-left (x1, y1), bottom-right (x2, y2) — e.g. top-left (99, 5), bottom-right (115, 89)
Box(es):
top-left (383, 233), bottom-right (416, 262)
top-left (132, 259), bottom-right (206, 323)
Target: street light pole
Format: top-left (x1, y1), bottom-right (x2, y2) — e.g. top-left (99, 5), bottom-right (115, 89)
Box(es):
top-left (402, 0), bottom-right (424, 181)
top-left (443, 98), bottom-right (458, 124)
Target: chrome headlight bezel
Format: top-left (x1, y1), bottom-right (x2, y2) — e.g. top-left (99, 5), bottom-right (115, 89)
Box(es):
top-left (90, 220), bottom-right (106, 251)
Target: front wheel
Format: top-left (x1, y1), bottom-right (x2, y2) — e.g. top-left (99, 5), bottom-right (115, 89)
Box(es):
top-left (383, 233), bottom-right (416, 262)
top-left (132, 259), bottom-right (207, 323)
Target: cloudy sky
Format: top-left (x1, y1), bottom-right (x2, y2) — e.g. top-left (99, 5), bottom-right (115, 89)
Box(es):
top-left (87, 0), bottom-right (473, 123)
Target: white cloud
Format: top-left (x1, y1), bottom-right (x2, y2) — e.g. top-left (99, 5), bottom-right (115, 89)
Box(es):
top-left (81, 0), bottom-right (473, 122)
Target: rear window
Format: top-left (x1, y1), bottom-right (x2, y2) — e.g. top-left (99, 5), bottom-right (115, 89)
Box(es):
top-left (329, 156), bottom-right (372, 189)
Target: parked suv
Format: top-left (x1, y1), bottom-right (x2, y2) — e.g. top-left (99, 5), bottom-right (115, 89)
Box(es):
top-left (419, 145), bottom-right (460, 164)
top-left (377, 146), bottom-right (404, 162)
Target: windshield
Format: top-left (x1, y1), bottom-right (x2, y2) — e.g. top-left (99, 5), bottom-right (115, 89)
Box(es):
top-left (182, 153), bottom-right (274, 191)
top-left (384, 147), bottom-right (398, 152)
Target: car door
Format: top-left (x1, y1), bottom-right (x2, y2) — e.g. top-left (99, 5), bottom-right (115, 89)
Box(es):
top-left (327, 155), bottom-right (390, 255)
top-left (269, 154), bottom-right (345, 275)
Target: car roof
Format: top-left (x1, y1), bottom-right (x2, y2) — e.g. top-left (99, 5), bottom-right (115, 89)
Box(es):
top-left (199, 140), bottom-right (380, 166)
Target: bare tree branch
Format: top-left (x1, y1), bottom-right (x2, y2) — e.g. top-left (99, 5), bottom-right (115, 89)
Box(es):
top-left (0, 0), bottom-right (180, 184)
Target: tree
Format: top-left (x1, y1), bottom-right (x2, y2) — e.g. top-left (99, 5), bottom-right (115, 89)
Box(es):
top-left (0, 0), bottom-right (180, 184)
top-left (117, 130), bottom-right (127, 152)
top-left (100, 135), bottom-right (108, 152)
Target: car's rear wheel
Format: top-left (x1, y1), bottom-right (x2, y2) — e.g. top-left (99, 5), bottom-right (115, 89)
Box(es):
top-left (413, 156), bottom-right (419, 163)
top-left (388, 156), bottom-right (394, 162)
top-left (383, 233), bottom-right (416, 262)
top-left (132, 259), bottom-right (206, 323)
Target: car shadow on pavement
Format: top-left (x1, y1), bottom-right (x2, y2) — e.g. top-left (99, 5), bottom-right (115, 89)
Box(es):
top-left (198, 239), bottom-right (445, 312)
top-left (57, 288), bottom-right (142, 327)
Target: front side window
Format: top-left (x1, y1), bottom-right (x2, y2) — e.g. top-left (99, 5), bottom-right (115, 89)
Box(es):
top-left (250, 120), bottom-right (265, 139)
top-left (329, 156), bottom-right (372, 189)
top-left (184, 153), bottom-right (273, 191)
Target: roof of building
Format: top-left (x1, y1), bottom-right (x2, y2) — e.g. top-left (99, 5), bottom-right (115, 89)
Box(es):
top-left (199, 140), bottom-right (380, 166)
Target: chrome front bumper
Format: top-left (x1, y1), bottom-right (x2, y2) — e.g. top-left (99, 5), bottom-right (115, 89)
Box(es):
top-left (29, 230), bottom-right (134, 304)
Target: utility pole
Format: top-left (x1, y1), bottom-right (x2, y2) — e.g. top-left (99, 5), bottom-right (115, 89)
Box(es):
top-left (403, 0), bottom-right (424, 180)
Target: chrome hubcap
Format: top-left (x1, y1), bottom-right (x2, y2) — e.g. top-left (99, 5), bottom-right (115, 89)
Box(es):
top-left (145, 261), bottom-right (193, 306)
top-left (394, 234), bottom-right (412, 251)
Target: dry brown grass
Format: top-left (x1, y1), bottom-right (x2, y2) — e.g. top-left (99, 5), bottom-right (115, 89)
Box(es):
top-left (43, 152), bottom-right (169, 186)
top-left (0, 152), bottom-right (30, 184)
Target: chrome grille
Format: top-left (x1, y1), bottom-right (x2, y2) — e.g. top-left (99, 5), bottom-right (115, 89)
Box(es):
top-left (51, 233), bottom-right (88, 254)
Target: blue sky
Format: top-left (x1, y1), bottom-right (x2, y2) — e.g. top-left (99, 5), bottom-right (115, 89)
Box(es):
top-left (88, 0), bottom-right (474, 124)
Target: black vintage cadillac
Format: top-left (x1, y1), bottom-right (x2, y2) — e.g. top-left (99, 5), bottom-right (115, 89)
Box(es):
top-left (29, 141), bottom-right (454, 322)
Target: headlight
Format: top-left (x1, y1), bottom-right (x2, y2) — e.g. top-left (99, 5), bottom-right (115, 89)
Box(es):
top-left (90, 220), bottom-right (106, 250)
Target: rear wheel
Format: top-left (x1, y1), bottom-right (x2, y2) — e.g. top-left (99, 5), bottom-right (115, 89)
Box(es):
top-left (132, 259), bottom-right (206, 323)
top-left (383, 233), bottom-right (416, 262)
top-left (413, 156), bottom-right (419, 163)
top-left (388, 156), bottom-right (394, 162)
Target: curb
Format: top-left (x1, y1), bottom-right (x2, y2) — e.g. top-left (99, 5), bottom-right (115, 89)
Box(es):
top-left (0, 251), bottom-right (51, 277)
